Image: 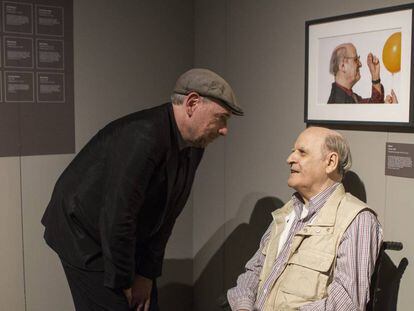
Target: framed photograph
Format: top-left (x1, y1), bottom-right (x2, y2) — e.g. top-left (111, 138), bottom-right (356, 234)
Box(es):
top-left (305, 4), bottom-right (414, 128)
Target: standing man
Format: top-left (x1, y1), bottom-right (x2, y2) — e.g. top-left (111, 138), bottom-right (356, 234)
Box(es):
top-left (228, 127), bottom-right (382, 310)
top-left (42, 68), bottom-right (243, 311)
top-left (327, 43), bottom-right (397, 104)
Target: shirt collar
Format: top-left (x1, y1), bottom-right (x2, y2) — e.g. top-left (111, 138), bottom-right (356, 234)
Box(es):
top-left (291, 182), bottom-right (340, 220)
top-left (334, 82), bottom-right (354, 97)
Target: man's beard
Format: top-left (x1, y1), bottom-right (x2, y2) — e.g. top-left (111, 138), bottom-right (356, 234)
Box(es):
top-left (191, 132), bottom-right (219, 148)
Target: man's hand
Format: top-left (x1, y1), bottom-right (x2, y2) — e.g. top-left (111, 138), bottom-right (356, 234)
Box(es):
top-left (367, 53), bottom-right (380, 81)
top-left (123, 275), bottom-right (153, 311)
top-left (385, 89), bottom-right (398, 104)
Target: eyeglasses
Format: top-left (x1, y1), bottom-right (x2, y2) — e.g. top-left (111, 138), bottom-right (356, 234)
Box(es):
top-left (343, 55), bottom-right (360, 63)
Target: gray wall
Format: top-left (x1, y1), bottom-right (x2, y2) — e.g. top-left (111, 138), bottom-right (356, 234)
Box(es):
top-left (193, 0), bottom-right (413, 310)
top-left (0, 0), bottom-right (194, 310)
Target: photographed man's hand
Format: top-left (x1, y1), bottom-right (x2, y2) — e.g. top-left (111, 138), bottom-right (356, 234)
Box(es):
top-left (123, 275), bottom-right (153, 311)
top-left (385, 89), bottom-right (398, 104)
top-left (367, 52), bottom-right (380, 81)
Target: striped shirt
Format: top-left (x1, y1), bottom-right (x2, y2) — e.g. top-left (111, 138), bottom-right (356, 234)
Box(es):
top-left (227, 183), bottom-right (383, 311)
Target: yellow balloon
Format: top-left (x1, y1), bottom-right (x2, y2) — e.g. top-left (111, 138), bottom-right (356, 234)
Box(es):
top-left (382, 32), bottom-right (401, 73)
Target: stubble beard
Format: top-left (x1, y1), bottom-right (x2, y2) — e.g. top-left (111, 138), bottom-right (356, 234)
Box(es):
top-left (192, 132), bottom-right (219, 148)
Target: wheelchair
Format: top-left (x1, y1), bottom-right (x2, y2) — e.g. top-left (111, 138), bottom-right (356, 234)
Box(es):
top-left (219, 241), bottom-right (405, 311)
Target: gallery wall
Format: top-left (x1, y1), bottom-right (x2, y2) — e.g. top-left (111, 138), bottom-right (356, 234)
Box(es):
top-left (0, 0), bottom-right (194, 310)
top-left (193, 0), bottom-right (413, 310)
top-left (1, 1), bottom-right (413, 310)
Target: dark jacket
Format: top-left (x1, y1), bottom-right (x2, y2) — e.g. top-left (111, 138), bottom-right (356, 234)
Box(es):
top-left (328, 82), bottom-right (357, 104)
top-left (41, 103), bottom-right (204, 289)
top-left (327, 82), bottom-right (384, 104)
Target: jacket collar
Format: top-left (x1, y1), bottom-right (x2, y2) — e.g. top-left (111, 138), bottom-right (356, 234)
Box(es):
top-left (168, 103), bottom-right (190, 151)
top-left (334, 82), bottom-right (354, 97)
top-left (308, 184), bottom-right (345, 226)
top-left (271, 183), bottom-right (345, 227)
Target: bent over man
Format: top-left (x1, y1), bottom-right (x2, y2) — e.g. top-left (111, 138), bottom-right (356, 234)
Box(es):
top-left (42, 68), bottom-right (243, 311)
top-left (228, 127), bottom-right (382, 310)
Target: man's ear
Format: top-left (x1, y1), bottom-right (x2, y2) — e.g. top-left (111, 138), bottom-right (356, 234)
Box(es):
top-left (339, 59), bottom-right (346, 73)
top-left (326, 152), bottom-right (339, 175)
top-left (184, 92), bottom-right (201, 117)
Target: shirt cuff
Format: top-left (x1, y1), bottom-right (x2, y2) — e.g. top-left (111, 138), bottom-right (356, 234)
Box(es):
top-left (227, 294), bottom-right (255, 311)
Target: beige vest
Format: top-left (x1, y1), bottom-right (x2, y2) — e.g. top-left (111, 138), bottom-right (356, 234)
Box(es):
top-left (258, 185), bottom-right (374, 311)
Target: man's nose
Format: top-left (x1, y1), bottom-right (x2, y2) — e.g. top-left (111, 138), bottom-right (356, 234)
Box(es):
top-left (286, 153), bottom-right (294, 164)
top-left (218, 127), bottom-right (228, 136)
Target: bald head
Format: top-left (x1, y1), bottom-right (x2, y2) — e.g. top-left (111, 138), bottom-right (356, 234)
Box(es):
top-left (302, 126), bottom-right (336, 137)
top-left (286, 127), bottom-right (352, 200)
top-left (303, 126), bottom-right (352, 177)
top-left (330, 43), bottom-right (354, 75)
top-left (330, 43), bottom-right (361, 89)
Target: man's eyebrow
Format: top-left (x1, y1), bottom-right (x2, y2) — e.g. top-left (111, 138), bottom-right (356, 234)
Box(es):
top-left (292, 146), bottom-right (307, 152)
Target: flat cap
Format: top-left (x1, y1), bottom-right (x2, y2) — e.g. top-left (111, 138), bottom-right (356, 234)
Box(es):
top-left (173, 68), bottom-right (244, 116)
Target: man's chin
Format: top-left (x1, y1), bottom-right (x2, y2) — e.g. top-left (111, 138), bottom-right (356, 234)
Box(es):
top-left (191, 138), bottom-right (210, 148)
top-left (287, 177), bottom-right (296, 188)
top-left (192, 135), bottom-right (219, 148)
top-left (287, 174), bottom-right (302, 189)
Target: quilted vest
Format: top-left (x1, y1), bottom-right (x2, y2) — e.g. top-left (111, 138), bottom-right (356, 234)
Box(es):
top-left (257, 184), bottom-right (374, 310)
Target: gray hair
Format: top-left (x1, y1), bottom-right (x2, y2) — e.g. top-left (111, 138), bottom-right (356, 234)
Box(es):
top-left (171, 93), bottom-right (186, 105)
top-left (170, 93), bottom-right (209, 105)
top-left (324, 134), bottom-right (352, 177)
top-left (329, 44), bottom-right (349, 75)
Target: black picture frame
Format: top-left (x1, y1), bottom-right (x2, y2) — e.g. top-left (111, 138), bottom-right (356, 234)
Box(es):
top-left (305, 4), bottom-right (414, 130)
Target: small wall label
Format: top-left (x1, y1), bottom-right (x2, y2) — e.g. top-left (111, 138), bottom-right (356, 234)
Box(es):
top-left (385, 143), bottom-right (414, 179)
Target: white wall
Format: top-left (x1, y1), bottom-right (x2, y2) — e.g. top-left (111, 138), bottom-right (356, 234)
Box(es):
top-left (193, 1), bottom-right (414, 310)
top-left (0, 0), bottom-right (194, 309)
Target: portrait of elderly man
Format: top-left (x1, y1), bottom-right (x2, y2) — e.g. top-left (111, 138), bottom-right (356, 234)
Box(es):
top-left (327, 42), bottom-right (397, 104)
top-left (227, 127), bottom-right (382, 310)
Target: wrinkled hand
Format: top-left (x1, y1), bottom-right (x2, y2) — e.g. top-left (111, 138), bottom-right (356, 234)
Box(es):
top-left (385, 89), bottom-right (398, 104)
top-left (123, 275), bottom-right (153, 311)
top-left (367, 53), bottom-right (380, 80)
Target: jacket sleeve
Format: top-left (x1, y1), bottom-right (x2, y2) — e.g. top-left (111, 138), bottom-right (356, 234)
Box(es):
top-left (134, 148), bottom-right (204, 279)
top-left (100, 125), bottom-right (160, 289)
top-left (135, 208), bottom-right (179, 279)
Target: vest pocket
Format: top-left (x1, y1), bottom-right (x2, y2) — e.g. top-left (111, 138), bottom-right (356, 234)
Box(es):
top-left (279, 249), bottom-right (334, 301)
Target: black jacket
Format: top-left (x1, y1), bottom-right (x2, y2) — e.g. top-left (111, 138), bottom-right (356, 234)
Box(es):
top-left (327, 82), bottom-right (356, 104)
top-left (41, 103), bottom-right (203, 289)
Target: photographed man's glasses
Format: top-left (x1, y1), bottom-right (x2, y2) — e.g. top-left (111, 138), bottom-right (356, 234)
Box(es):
top-left (343, 55), bottom-right (360, 63)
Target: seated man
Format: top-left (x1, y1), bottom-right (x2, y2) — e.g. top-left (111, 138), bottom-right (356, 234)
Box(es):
top-left (227, 126), bottom-right (382, 310)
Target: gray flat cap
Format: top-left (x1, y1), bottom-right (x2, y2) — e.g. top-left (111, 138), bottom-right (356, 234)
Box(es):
top-left (173, 68), bottom-right (244, 116)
